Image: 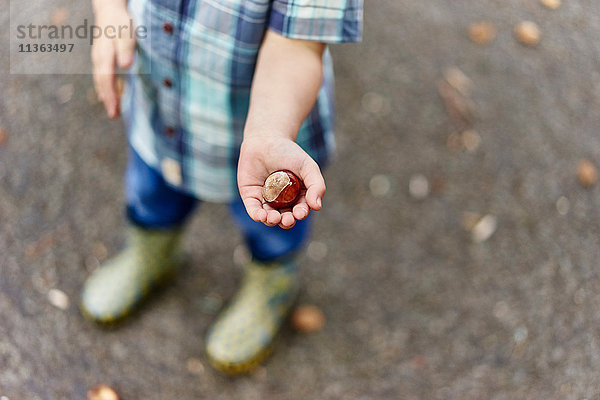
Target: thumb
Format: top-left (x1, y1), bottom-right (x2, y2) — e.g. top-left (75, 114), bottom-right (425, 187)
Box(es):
top-left (116, 36), bottom-right (136, 69)
top-left (299, 158), bottom-right (326, 211)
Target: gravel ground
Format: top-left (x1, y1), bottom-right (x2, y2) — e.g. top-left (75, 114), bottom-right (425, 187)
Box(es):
top-left (2, 1), bottom-right (600, 399)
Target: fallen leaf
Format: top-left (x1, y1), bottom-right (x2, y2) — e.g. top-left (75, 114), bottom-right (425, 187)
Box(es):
top-left (438, 80), bottom-right (474, 126)
top-left (462, 212), bottom-right (482, 231)
top-left (515, 21), bottom-right (541, 47)
top-left (577, 159), bottom-right (598, 188)
top-left (291, 305), bottom-right (325, 333)
top-left (186, 358), bottom-right (205, 376)
top-left (472, 214), bottom-right (497, 243)
top-left (461, 129), bottom-right (481, 152)
top-left (540, 0), bottom-right (561, 9)
top-left (0, 128), bottom-right (7, 147)
top-left (87, 385), bottom-right (119, 400)
top-left (468, 21), bottom-right (497, 45)
top-left (443, 66), bottom-right (473, 97)
top-left (48, 288), bottom-right (69, 310)
top-left (25, 233), bottom-right (55, 261)
top-left (411, 354), bottom-right (427, 369)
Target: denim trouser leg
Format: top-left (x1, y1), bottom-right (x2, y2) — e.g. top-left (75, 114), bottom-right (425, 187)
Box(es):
top-left (125, 148), bottom-right (310, 261)
top-left (125, 149), bottom-right (198, 229)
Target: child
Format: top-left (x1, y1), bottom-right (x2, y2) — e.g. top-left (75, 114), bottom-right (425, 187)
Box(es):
top-left (82, 0), bottom-right (362, 374)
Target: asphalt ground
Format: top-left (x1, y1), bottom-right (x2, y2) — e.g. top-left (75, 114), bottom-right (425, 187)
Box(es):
top-left (1, 1), bottom-right (600, 399)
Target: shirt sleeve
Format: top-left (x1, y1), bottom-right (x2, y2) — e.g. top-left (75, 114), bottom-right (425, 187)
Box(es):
top-left (268, 0), bottom-right (363, 43)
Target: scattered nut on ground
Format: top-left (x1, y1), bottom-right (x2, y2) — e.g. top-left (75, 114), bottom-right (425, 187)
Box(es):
top-left (87, 385), bottom-right (119, 400)
top-left (577, 159), bottom-right (598, 188)
top-left (468, 22), bottom-right (497, 45)
top-left (291, 305), bottom-right (325, 333)
top-left (540, 0), bottom-right (561, 9)
top-left (515, 21), bottom-right (541, 46)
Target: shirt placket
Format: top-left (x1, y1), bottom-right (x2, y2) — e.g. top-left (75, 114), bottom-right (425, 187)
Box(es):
top-left (150, 0), bottom-right (185, 187)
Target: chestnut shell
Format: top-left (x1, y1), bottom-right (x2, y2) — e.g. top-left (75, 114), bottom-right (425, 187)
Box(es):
top-left (262, 170), bottom-right (301, 209)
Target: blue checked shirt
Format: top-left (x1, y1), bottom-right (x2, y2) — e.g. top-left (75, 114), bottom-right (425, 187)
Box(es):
top-left (123, 0), bottom-right (363, 202)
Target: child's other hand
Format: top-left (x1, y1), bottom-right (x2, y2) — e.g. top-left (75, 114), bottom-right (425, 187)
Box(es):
top-left (91, 2), bottom-right (136, 119)
top-left (238, 136), bottom-right (326, 229)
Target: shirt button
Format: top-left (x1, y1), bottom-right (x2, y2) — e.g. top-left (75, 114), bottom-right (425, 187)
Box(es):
top-left (163, 22), bottom-right (174, 34)
top-left (163, 78), bottom-right (173, 88)
top-left (165, 126), bottom-right (176, 137)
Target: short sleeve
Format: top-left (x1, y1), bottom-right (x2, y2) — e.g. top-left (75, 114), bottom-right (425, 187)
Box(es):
top-left (269, 0), bottom-right (363, 43)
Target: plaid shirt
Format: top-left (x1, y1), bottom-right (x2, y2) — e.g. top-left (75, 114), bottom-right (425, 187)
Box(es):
top-left (123, 0), bottom-right (363, 202)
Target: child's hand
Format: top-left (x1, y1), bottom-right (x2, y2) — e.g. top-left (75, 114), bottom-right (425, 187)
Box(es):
top-left (91, 1), bottom-right (136, 119)
top-left (238, 136), bottom-right (326, 229)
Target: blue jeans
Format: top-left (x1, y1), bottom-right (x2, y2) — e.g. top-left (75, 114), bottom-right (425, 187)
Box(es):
top-left (125, 149), bottom-right (310, 262)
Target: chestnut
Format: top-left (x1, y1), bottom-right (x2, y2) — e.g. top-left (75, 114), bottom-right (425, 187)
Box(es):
top-left (262, 170), bottom-right (302, 209)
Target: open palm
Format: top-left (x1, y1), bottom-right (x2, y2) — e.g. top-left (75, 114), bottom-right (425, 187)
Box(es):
top-left (237, 136), bottom-right (326, 229)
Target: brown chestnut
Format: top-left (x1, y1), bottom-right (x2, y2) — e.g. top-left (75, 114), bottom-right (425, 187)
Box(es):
top-left (262, 170), bottom-right (301, 209)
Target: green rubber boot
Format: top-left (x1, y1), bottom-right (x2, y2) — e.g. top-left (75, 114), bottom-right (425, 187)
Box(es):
top-left (206, 259), bottom-right (298, 374)
top-left (80, 225), bottom-right (183, 324)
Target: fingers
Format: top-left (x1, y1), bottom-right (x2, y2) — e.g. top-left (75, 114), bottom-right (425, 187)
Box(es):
top-left (279, 211), bottom-right (296, 229)
top-left (116, 36), bottom-right (136, 69)
top-left (92, 40), bottom-right (119, 119)
top-left (243, 197), bottom-right (268, 223)
top-left (292, 195), bottom-right (310, 220)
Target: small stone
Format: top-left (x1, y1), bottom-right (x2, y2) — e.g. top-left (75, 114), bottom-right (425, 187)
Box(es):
top-left (443, 67), bottom-right (473, 97)
top-left (50, 7), bottom-right (70, 26)
top-left (56, 84), bottom-right (74, 104)
top-left (47, 288), bottom-right (69, 310)
top-left (461, 129), bottom-right (481, 152)
top-left (577, 159), bottom-right (597, 188)
top-left (556, 196), bottom-right (570, 215)
top-left (471, 214), bottom-right (497, 243)
top-left (540, 0), bottom-right (561, 9)
top-left (186, 358), bottom-right (205, 376)
top-left (87, 385), bottom-right (119, 400)
top-left (468, 21), bottom-right (497, 45)
top-left (291, 305), bottom-right (325, 333)
top-left (515, 21), bottom-right (541, 47)
top-left (369, 174), bottom-right (392, 197)
top-left (408, 174), bottom-right (430, 200)
top-left (307, 241), bottom-right (328, 262)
